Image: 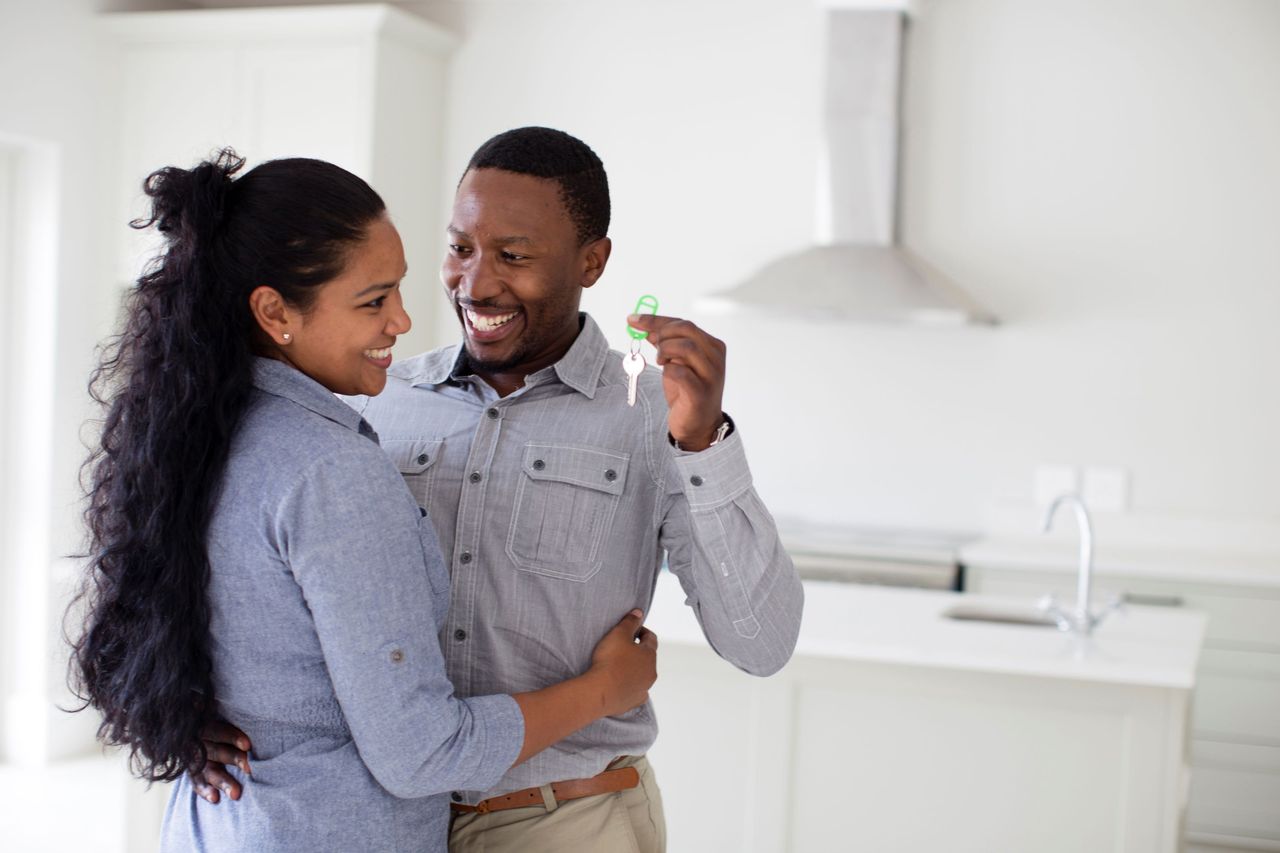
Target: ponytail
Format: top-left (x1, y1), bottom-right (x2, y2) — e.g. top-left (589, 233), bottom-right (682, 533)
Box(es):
top-left (71, 149), bottom-right (386, 780)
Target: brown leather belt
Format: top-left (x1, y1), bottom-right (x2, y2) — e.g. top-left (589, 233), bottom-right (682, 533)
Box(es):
top-left (449, 766), bottom-right (640, 815)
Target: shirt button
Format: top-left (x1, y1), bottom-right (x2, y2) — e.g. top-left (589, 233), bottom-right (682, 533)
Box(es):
top-left (532, 459), bottom-right (546, 471)
top-left (469, 471), bottom-right (482, 483)
top-left (389, 649), bottom-right (404, 663)
top-left (459, 551), bottom-right (472, 564)
top-left (454, 628), bottom-right (467, 642)
top-left (486, 408), bottom-right (499, 420)
top-left (690, 475), bottom-right (704, 487)
top-left (451, 792), bottom-right (463, 803)
top-left (419, 507), bottom-right (427, 517)
top-left (416, 453), bottom-right (429, 465)
top-left (605, 469), bottom-right (617, 482)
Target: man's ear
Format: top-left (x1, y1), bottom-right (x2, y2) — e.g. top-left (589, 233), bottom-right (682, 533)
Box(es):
top-left (579, 237), bottom-right (612, 289)
top-left (248, 285), bottom-right (296, 347)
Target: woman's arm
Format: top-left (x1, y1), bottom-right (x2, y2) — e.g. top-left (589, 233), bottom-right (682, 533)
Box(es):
top-left (512, 609), bottom-right (656, 765)
top-left (210, 447), bottom-right (655, 800)
top-left (192, 611), bottom-right (657, 800)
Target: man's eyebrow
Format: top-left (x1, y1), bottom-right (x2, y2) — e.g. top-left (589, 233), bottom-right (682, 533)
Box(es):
top-left (446, 227), bottom-right (533, 246)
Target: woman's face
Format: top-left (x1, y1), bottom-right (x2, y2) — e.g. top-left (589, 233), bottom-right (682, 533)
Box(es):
top-left (283, 216), bottom-right (411, 396)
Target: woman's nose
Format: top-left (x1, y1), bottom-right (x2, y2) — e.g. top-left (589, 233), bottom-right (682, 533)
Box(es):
top-left (387, 297), bottom-right (411, 336)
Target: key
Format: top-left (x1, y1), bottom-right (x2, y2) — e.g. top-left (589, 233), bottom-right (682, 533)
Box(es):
top-left (623, 349), bottom-right (645, 407)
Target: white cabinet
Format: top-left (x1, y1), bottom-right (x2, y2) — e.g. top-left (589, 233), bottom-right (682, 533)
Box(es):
top-left (645, 575), bottom-right (1198, 853)
top-left (100, 4), bottom-right (455, 356)
top-left (965, 563), bottom-right (1280, 851)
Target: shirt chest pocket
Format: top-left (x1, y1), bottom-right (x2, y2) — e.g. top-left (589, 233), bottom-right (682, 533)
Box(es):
top-left (506, 443), bottom-right (630, 582)
top-left (383, 438), bottom-right (443, 508)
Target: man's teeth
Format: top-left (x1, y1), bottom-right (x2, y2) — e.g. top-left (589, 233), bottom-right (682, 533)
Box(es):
top-left (467, 310), bottom-right (517, 332)
top-left (364, 347), bottom-right (392, 360)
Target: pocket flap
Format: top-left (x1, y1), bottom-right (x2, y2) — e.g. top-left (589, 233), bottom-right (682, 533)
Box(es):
top-left (383, 438), bottom-right (443, 475)
top-left (522, 443), bottom-right (629, 496)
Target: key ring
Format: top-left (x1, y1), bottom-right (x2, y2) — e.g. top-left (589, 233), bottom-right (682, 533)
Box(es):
top-left (627, 294), bottom-right (660, 344)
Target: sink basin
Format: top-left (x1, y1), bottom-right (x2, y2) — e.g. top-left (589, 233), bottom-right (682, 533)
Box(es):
top-left (942, 601), bottom-right (1059, 628)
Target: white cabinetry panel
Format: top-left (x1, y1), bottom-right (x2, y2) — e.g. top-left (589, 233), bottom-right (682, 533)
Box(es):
top-left (967, 563), bottom-right (1280, 850)
top-left (101, 5), bottom-right (454, 357)
top-left (650, 642), bottom-right (1189, 853)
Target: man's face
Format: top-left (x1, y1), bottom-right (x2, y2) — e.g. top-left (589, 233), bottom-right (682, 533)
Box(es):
top-left (441, 168), bottom-right (606, 379)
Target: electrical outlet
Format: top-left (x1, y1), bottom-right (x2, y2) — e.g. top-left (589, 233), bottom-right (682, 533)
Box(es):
top-left (1082, 466), bottom-right (1129, 512)
top-left (1034, 464), bottom-right (1079, 506)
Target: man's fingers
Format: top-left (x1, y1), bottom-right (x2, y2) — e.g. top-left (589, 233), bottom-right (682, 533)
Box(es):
top-left (634, 314), bottom-right (725, 348)
top-left (204, 741), bottom-right (249, 770)
top-left (626, 313), bottom-right (681, 334)
top-left (635, 627), bottom-right (658, 650)
top-left (654, 363), bottom-right (711, 399)
top-left (200, 764), bottom-right (244, 801)
top-left (191, 777), bottom-right (221, 804)
top-left (200, 721), bottom-right (252, 752)
top-left (617, 608), bottom-right (644, 632)
top-left (652, 332), bottom-right (724, 376)
top-left (629, 315), bottom-right (725, 350)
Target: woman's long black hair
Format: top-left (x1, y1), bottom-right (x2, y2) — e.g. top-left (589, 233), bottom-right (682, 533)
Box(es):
top-left (70, 148), bottom-right (386, 781)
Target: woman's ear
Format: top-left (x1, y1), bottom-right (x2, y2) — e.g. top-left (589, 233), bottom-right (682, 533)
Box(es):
top-left (579, 237), bottom-right (612, 289)
top-left (248, 286), bottom-right (296, 347)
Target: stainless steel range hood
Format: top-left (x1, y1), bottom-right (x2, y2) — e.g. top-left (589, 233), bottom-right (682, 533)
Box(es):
top-left (699, 9), bottom-right (996, 327)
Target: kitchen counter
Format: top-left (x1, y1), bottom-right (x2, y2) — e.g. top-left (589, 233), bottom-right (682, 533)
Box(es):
top-left (648, 571), bottom-right (1207, 689)
top-left (647, 572), bottom-right (1204, 852)
top-left (961, 536), bottom-right (1280, 590)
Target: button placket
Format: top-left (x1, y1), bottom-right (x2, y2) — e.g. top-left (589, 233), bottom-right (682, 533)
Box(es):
top-left (448, 399), bottom-right (504, 693)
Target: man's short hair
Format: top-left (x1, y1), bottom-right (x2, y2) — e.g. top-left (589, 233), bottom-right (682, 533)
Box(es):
top-left (464, 127), bottom-right (610, 245)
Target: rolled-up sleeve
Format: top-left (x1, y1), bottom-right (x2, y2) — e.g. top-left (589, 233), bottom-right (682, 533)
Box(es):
top-left (274, 449), bottom-right (523, 798)
top-left (659, 427), bottom-right (804, 677)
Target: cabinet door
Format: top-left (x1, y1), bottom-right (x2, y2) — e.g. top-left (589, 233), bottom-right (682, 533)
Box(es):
top-left (1187, 741), bottom-right (1280, 850)
top-left (111, 42), bottom-right (246, 283)
top-left (108, 36), bottom-right (376, 285)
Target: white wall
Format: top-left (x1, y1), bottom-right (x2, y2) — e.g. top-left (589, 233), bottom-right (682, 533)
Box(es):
top-left (0, 0), bottom-right (127, 763)
top-left (440, 0), bottom-right (1280, 554)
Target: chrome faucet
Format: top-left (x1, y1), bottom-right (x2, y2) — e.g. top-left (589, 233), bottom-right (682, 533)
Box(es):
top-left (1037, 494), bottom-right (1119, 636)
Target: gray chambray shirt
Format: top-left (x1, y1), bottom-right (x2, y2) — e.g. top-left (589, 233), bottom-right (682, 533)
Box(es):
top-left (347, 314), bottom-right (804, 804)
top-left (161, 358), bottom-right (523, 853)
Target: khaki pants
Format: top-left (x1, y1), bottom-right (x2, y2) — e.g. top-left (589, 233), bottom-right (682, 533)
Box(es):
top-left (449, 755), bottom-right (666, 853)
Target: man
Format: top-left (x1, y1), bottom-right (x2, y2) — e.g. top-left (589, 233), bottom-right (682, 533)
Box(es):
top-left (197, 127), bottom-right (803, 852)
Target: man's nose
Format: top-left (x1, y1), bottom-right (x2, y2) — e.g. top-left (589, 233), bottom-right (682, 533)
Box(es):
top-left (444, 252), bottom-right (503, 302)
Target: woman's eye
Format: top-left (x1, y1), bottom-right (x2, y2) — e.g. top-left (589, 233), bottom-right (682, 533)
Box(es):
top-left (365, 297), bottom-right (386, 309)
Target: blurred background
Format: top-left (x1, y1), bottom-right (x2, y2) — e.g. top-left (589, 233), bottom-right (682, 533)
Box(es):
top-left (1, 0), bottom-right (1278, 850)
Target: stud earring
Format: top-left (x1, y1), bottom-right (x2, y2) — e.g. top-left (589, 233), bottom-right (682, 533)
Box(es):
top-left (282, 333), bottom-right (292, 343)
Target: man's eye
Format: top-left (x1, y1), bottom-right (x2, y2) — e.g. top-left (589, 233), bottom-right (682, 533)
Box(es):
top-left (449, 244), bottom-right (471, 255)
top-left (501, 251), bottom-right (527, 262)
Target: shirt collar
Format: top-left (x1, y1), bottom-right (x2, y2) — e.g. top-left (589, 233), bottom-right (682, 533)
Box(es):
top-left (395, 313), bottom-right (610, 400)
top-left (251, 357), bottom-right (373, 436)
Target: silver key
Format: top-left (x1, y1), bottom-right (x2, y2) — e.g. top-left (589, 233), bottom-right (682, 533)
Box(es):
top-left (623, 350), bottom-right (645, 406)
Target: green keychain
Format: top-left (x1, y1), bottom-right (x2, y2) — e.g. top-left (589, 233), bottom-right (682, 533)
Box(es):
top-left (622, 295), bottom-right (659, 406)
top-left (627, 294), bottom-right (660, 341)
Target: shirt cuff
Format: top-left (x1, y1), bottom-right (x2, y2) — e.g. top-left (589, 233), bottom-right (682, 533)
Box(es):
top-left (455, 692), bottom-right (525, 792)
top-left (671, 423), bottom-right (754, 510)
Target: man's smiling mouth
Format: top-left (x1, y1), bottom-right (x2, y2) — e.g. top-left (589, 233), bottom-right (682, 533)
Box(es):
top-left (465, 309), bottom-right (518, 332)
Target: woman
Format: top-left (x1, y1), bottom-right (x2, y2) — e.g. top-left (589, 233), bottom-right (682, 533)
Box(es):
top-left (70, 149), bottom-right (657, 852)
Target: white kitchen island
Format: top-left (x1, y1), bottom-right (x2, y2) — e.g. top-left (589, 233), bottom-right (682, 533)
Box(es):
top-left (644, 573), bottom-right (1207, 853)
